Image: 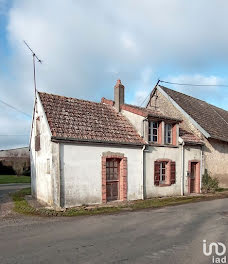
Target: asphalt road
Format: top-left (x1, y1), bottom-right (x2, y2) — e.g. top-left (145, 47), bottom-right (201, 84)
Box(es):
top-left (0, 183), bottom-right (30, 201)
top-left (0, 187), bottom-right (227, 264)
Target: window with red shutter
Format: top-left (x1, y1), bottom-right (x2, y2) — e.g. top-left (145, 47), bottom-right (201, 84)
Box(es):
top-left (154, 160), bottom-right (176, 186)
top-left (154, 161), bottom-right (160, 186)
top-left (170, 161), bottom-right (176, 184)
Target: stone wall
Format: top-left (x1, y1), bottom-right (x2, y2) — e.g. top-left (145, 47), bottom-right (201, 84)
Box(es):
top-left (204, 139), bottom-right (228, 187)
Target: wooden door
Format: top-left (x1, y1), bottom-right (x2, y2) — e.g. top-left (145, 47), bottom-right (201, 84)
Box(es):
top-left (190, 162), bottom-right (197, 193)
top-left (106, 158), bottom-right (120, 201)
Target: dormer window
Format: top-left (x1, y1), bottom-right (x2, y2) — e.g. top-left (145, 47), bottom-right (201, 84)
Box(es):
top-left (149, 121), bottom-right (159, 143)
top-left (165, 123), bottom-right (172, 144)
top-left (147, 120), bottom-right (178, 146)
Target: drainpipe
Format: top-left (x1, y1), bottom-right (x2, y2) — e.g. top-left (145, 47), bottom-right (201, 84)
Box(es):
top-left (141, 145), bottom-right (146, 200)
top-left (181, 141), bottom-right (185, 196)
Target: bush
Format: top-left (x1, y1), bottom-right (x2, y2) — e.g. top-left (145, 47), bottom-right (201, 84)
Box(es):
top-left (0, 161), bottom-right (16, 175)
top-left (202, 169), bottom-right (219, 193)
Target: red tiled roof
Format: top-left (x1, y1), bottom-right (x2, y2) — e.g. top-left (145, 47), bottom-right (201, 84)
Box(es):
top-left (38, 92), bottom-right (145, 146)
top-left (160, 86), bottom-right (228, 143)
top-left (179, 129), bottom-right (204, 145)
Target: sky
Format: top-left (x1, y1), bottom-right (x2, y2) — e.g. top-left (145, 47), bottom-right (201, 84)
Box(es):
top-left (0, 0), bottom-right (228, 150)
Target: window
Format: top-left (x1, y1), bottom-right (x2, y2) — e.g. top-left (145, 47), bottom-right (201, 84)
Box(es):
top-left (160, 162), bottom-right (167, 183)
top-left (165, 123), bottom-right (172, 144)
top-left (154, 160), bottom-right (176, 186)
top-left (149, 121), bottom-right (159, 143)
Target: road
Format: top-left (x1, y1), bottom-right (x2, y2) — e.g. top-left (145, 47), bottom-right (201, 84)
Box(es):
top-left (0, 185), bottom-right (227, 264)
top-left (0, 183), bottom-right (30, 201)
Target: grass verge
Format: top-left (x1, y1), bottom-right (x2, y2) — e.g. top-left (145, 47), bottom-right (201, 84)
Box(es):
top-left (0, 175), bottom-right (31, 184)
top-left (11, 188), bottom-right (228, 217)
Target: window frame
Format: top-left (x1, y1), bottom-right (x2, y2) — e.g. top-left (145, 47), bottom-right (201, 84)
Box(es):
top-left (164, 123), bottom-right (172, 144)
top-left (154, 160), bottom-right (176, 186)
top-left (160, 161), bottom-right (167, 183)
top-left (148, 121), bottom-right (159, 143)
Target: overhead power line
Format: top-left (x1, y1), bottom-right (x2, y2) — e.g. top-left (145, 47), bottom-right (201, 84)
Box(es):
top-left (138, 77), bottom-right (228, 108)
top-left (0, 99), bottom-right (31, 118)
top-left (139, 92), bottom-right (151, 107)
top-left (139, 79), bottom-right (161, 107)
top-left (159, 80), bottom-right (228, 87)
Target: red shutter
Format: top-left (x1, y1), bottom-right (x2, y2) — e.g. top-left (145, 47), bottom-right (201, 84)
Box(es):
top-left (158, 122), bottom-right (162, 144)
top-left (170, 161), bottom-right (176, 184)
top-left (154, 161), bottom-right (160, 186)
top-left (172, 124), bottom-right (177, 146)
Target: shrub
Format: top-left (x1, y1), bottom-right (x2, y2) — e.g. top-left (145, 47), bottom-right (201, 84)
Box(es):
top-left (0, 161), bottom-right (16, 175)
top-left (202, 169), bottom-right (219, 193)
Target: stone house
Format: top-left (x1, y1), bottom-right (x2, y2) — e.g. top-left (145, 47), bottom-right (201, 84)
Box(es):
top-left (148, 85), bottom-right (228, 187)
top-left (30, 80), bottom-right (205, 209)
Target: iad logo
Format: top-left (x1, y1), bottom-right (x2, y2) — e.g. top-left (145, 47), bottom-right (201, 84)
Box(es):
top-left (203, 240), bottom-right (227, 263)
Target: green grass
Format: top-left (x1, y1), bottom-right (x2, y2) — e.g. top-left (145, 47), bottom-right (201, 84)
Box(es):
top-left (129, 196), bottom-right (202, 210)
top-left (11, 188), bottom-right (123, 217)
top-left (0, 175), bottom-right (31, 184)
top-left (215, 187), bottom-right (228, 192)
top-left (11, 188), bottom-right (228, 217)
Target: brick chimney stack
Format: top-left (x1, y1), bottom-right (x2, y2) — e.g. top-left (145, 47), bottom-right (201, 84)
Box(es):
top-left (114, 79), bottom-right (125, 112)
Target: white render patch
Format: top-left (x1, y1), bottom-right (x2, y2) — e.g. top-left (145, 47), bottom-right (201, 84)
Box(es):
top-left (60, 143), bottom-right (143, 208)
top-left (121, 109), bottom-right (145, 137)
top-left (144, 146), bottom-right (181, 197)
top-left (30, 94), bottom-right (60, 208)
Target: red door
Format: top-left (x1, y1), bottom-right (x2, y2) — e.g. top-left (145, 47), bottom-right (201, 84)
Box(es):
top-left (190, 162), bottom-right (197, 193)
top-left (106, 158), bottom-right (120, 201)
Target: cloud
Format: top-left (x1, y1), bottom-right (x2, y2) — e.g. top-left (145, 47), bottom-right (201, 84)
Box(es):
top-left (131, 67), bottom-right (155, 106)
top-left (1, 0), bottom-right (228, 149)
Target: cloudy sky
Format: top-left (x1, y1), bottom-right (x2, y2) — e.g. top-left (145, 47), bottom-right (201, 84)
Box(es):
top-left (0, 0), bottom-right (228, 149)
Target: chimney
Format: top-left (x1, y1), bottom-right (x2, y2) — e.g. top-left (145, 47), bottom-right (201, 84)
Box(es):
top-left (114, 79), bottom-right (125, 112)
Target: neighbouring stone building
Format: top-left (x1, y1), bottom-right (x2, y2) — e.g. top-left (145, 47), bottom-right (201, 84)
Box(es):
top-left (148, 85), bottom-right (228, 187)
top-left (0, 147), bottom-right (30, 175)
top-left (31, 80), bottom-right (224, 209)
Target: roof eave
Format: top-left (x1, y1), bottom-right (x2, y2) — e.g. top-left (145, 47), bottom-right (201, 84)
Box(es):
top-left (183, 140), bottom-right (205, 146)
top-left (209, 135), bottom-right (228, 144)
top-left (51, 136), bottom-right (146, 147)
top-left (147, 114), bottom-right (182, 123)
